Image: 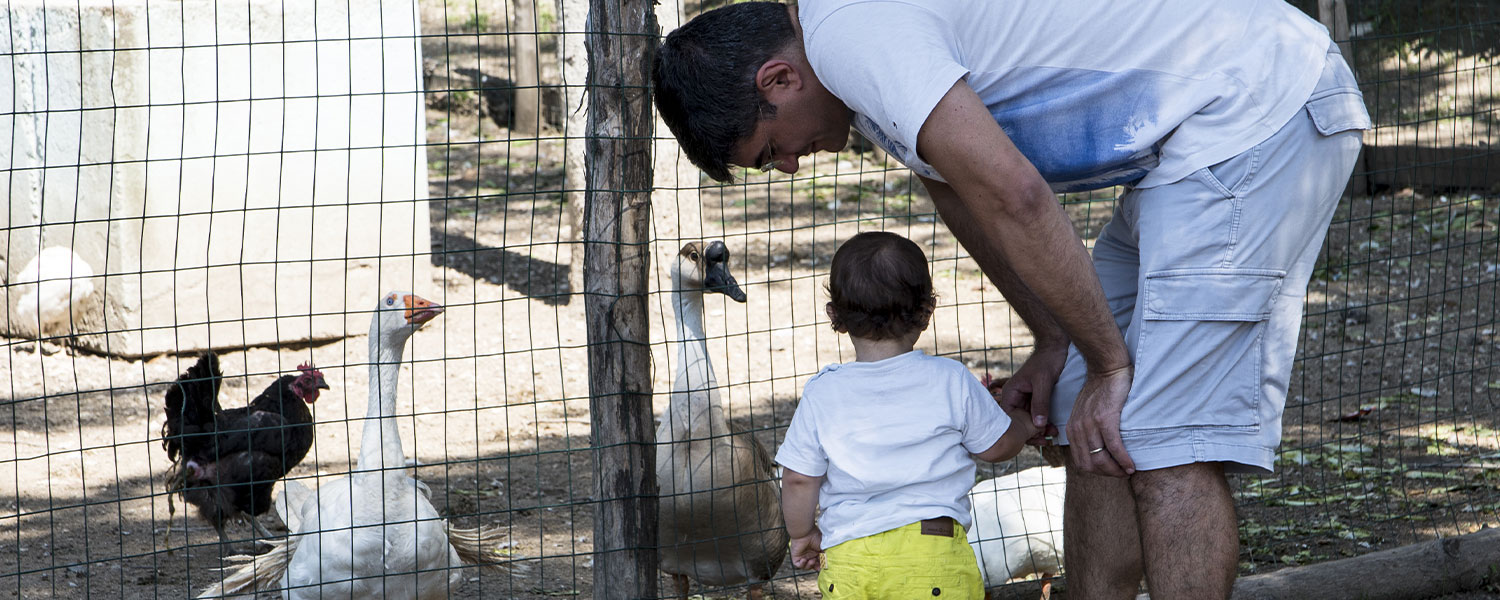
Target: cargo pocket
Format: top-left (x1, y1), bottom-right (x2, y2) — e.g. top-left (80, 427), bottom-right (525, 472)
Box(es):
top-left (1304, 48), bottom-right (1372, 136)
top-left (1124, 269), bottom-right (1285, 430)
top-left (1306, 91), bottom-right (1372, 137)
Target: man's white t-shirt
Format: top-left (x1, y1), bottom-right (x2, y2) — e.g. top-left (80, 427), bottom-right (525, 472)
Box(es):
top-left (775, 350), bottom-right (1010, 549)
top-left (798, 0), bottom-right (1338, 192)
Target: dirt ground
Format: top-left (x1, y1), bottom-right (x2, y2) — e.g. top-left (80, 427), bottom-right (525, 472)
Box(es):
top-left (2, 2), bottom-right (1499, 599)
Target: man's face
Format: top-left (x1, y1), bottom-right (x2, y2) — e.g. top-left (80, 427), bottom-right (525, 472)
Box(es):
top-left (731, 91), bottom-right (852, 176)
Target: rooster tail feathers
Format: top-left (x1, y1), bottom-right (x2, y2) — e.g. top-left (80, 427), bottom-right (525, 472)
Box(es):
top-left (181, 352), bottom-right (224, 415)
top-left (162, 352), bottom-right (223, 460)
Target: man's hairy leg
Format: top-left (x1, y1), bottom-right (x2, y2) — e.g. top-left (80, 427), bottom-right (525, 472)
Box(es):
top-left (1063, 462), bottom-right (1142, 600)
top-left (1131, 462), bottom-right (1238, 600)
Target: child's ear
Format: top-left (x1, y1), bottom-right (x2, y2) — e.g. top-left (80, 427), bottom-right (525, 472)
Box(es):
top-left (916, 296), bottom-right (937, 331)
top-left (825, 302), bottom-right (845, 333)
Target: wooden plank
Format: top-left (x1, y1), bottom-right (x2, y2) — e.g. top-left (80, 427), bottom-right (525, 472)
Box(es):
top-left (584, 0), bottom-right (658, 596)
top-left (1131, 527), bottom-right (1500, 600)
top-left (1363, 144), bottom-right (1500, 192)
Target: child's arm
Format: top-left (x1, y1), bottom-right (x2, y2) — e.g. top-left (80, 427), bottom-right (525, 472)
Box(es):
top-left (973, 407), bottom-right (1040, 462)
top-left (781, 468), bottom-right (825, 570)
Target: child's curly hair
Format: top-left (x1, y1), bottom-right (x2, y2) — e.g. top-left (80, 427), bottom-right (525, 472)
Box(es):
top-left (826, 231), bottom-right (936, 340)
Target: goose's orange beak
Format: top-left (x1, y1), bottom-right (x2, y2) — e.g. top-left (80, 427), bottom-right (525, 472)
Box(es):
top-left (403, 294), bottom-right (444, 325)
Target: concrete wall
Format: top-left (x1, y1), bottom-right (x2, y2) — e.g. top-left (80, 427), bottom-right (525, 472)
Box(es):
top-left (2, 0), bottom-right (431, 357)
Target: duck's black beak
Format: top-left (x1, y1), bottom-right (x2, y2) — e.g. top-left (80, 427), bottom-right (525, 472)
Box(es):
top-left (704, 265), bottom-right (746, 303)
top-left (701, 241), bottom-right (746, 302)
top-left (704, 264), bottom-right (746, 303)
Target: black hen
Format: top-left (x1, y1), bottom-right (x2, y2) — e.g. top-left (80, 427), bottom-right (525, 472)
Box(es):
top-left (161, 352), bottom-right (329, 549)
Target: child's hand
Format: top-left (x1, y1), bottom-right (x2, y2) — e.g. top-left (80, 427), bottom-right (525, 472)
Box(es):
top-left (790, 527), bottom-right (823, 571)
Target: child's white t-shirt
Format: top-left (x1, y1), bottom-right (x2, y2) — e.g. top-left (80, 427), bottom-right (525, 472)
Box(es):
top-left (775, 350), bottom-right (1011, 549)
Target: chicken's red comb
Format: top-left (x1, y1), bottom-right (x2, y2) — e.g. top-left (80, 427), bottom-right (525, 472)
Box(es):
top-left (297, 362), bottom-right (319, 373)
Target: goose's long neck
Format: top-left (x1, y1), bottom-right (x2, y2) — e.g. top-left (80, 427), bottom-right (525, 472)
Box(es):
top-left (359, 333), bottom-right (408, 474)
top-left (673, 285), bottom-right (714, 393)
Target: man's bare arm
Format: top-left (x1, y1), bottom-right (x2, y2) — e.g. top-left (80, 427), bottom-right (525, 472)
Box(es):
top-left (916, 82), bottom-right (1126, 373)
top-left (917, 79), bottom-right (1136, 475)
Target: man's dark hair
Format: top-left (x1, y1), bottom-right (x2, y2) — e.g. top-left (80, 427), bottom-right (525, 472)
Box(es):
top-left (653, 2), bottom-right (796, 183)
top-left (827, 232), bottom-right (937, 340)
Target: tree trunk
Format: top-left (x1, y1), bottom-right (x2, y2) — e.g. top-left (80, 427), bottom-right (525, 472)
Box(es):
top-left (511, 0), bottom-right (541, 135)
top-left (1317, 0), bottom-right (1352, 59)
top-left (561, 0), bottom-right (588, 296)
top-left (584, 0), bottom-right (658, 597)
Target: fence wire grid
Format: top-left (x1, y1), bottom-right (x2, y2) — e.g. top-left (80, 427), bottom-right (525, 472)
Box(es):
top-left (2, 0), bottom-right (1498, 598)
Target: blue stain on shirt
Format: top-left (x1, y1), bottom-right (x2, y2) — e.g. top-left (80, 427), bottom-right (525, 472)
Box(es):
top-left (857, 68), bottom-right (1190, 193)
top-left (985, 68), bottom-right (1167, 192)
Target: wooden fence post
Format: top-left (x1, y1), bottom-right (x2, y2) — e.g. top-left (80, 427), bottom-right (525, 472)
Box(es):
top-left (585, 0), bottom-right (658, 596)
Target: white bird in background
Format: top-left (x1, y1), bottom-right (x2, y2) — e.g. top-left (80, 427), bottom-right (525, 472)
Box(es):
top-left (657, 241), bottom-right (788, 600)
top-left (13, 246), bottom-right (96, 339)
top-left (968, 466), bottom-right (1067, 598)
top-left (201, 291), bottom-right (510, 599)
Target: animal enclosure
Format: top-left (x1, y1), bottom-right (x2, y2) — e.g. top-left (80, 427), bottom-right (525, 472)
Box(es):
top-left (2, 0), bottom-right (1498, 599)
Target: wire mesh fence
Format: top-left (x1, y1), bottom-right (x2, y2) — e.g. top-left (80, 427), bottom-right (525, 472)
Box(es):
top-left (1, 0), bottom-right (1496, 598)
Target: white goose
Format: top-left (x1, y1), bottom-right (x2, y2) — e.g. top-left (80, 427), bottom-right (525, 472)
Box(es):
top-left (967, 465), bottom-right (1067, 595)
top-left (657, 241), bottom-right (788, 600)
top-left (202, 291), bottom-right (505, 599)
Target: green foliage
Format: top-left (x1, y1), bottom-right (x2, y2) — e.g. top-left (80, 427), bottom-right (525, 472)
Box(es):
top-left (461, 11), bottom-right (490, 32)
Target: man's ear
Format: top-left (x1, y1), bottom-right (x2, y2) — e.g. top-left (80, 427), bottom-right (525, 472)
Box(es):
top-left (755, 59), bottom-right (803, 97)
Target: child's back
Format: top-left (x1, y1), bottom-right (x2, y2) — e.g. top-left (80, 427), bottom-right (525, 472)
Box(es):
top-left (778, 349), bottom-right (1012, 549)
top-left (776, 232), bottom-right (1037, 599)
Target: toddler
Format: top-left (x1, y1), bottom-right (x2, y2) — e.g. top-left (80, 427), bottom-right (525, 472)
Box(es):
top-left (776, 231), bottom-right (1037, 598)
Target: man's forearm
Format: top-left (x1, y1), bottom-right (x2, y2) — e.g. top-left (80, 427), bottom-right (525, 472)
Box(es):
top-left (974, 184), bottom-right (1127, 371)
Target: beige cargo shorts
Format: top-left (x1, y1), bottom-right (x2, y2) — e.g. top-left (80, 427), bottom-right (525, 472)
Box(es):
top-left (1050, 46), bottom-right (1371, 474)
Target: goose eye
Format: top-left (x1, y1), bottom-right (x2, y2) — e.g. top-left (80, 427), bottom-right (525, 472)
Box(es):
top-left (386, 296), bottom-right (395, 305)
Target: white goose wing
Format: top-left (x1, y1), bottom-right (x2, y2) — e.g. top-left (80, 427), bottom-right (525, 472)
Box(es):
top-left (276, 479), bottom-right (314, 534)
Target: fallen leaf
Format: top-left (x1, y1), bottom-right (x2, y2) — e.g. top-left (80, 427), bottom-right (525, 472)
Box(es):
top-left (1333, 407), bottom-right (1375, 422)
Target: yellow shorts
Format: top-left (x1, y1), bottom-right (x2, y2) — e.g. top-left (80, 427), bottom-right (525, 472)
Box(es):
top-left (817, 518), bottom-right (984, 599)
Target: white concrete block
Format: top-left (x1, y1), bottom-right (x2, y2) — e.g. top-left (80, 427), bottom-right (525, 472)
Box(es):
top-left (2, 0), bottom-right (431, 357)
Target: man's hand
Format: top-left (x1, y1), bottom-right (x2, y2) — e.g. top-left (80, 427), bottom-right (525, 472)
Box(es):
top-left (1066, 365), bottom-right (1135, 477)
top-left (999, 343), bottom-right (1067, 445)
top-left (790, 527), bottom-right (823, 571)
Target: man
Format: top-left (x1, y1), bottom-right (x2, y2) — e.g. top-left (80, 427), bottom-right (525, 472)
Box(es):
top-left (654, 2), bottom-right (1370, 599)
